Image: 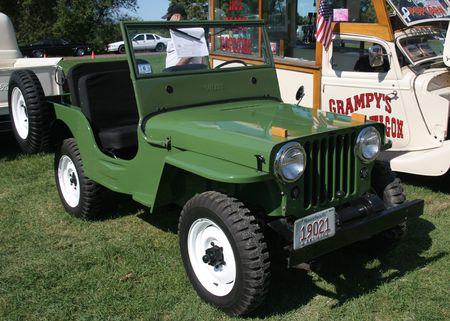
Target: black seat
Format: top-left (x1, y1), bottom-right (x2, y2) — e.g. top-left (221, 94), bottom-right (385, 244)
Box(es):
top-left (67, 60), bottom-right (130, 107)
top-left (78, 69), bottom-right (139, 151)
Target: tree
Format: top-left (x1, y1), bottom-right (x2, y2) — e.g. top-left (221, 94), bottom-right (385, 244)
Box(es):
top-left (0, 0), bottom-right (138, 51)
top-left (169, 0), bottom-right (209, 20)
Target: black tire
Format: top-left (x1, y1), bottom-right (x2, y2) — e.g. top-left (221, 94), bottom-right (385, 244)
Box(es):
top-left (118, 45), bottom-right (125, 54)
top-left (55, 138), bottom-right (108, 220)
top-left (155, 43), bottom-right (165, 52)
top-left (33, 49), bottom-right (44, 58)
top-left (371, 161), bottom-right (407, 241)
top-left (75, 48), bottom-right (85, 56)
top-left (178, 191), bottom-right (270, 316)
top-left (8, 70), bottom-right (53, 154)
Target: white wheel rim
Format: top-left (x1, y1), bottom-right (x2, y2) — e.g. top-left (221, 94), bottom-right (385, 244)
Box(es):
top-left (187, 218), bottom-right (236, 297)
top-left (11, 87), bottom-right (29, 139)
top-left (58, 155), bottom-right (81, 208)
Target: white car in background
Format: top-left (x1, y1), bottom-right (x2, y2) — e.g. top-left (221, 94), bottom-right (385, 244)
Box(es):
top-left (106, 33), bottom-right (170, 54)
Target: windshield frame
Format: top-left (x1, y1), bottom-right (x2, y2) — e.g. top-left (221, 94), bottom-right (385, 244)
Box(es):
top-left (396, 27), bottom-right (446, 66)
top-left (120, 20), bottom-right (274, 80)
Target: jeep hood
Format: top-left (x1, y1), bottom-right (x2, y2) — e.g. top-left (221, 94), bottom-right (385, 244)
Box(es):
top-left (144, 100), bottom-right (365, 172)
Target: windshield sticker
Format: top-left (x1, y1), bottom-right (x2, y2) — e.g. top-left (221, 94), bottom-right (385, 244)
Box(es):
top-left (329, 93), bottom-right (405, 139)
top-left (387, 0), bottom-right (450, 26)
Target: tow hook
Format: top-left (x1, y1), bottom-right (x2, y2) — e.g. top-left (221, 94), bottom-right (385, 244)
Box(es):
top-left (202, 242), bottom-right (225, 268)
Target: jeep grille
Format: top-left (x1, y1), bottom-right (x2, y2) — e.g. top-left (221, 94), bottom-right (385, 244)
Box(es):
top-left (302, 131), bottom-right (358, 210)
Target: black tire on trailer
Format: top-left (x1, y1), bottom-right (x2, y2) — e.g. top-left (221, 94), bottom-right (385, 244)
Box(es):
top-left (8, 69), bottom-right (54, 154)
top-left (371, 161), bottom-right (407, 241)
top-left (155, 43), bottom-right (165, 52)
top-left (178, 191), bottom-right (270, 316)
top-left (118, 45), bottom-right (125, 54)
top-left (55, 138), bottom-right (109, 220)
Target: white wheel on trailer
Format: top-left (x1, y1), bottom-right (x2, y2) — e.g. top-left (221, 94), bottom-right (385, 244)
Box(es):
top-left (10, 87), bottom-right (29, 140)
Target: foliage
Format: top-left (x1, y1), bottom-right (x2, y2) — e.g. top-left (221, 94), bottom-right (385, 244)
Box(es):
top-left (0, 0), bottom-right (139, 51)
top-left (169, 0), bottom-right (209, 20)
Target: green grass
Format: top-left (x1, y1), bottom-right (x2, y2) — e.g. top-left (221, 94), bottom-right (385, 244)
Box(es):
top-left (1, 131), bottom-right (448, 321)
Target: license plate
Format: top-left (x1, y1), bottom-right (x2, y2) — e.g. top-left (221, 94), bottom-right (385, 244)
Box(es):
top-left (293, 208), bottom-right (336, 250)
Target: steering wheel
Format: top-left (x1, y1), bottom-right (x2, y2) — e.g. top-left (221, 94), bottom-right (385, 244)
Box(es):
top-left (214, 59), bottom-right (248, 69)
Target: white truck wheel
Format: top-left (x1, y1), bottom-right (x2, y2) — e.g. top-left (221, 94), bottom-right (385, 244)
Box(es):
top-left (8, 70), bottom-right (54, 154)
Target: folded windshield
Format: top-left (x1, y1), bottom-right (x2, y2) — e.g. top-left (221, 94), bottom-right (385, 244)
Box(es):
top-left (122, 22), bottom-right (273, 78)
top-left (399, 28), bottom-right (446, 63)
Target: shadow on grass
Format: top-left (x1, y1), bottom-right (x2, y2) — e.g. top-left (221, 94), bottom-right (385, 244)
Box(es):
top-left (0, 132), bottom-right (22, 161)
top-left (137, 205), bottom-right (444, 318)
top-left (399, 172), bottom-right (450, 194)
top-left (137, 204), bottom-right (181, 234)
top-left (251, 217), bottom-right (445, 318)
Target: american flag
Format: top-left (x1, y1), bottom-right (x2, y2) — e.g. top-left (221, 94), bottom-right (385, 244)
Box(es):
top-left (315, 0), bottom-right (333, 50)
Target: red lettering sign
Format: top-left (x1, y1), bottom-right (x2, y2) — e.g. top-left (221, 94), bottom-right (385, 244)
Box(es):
top-left (328, 92), bottom-right (405, 139)
top-left (228, 0), bottom-right (243, 11)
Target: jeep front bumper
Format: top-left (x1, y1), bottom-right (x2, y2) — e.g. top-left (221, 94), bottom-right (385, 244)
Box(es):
top-left (286, 197), bottom-right (424, 267)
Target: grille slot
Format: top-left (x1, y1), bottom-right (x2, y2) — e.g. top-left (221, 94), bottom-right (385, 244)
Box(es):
top-left (303, 132), bottom-right (357, 210)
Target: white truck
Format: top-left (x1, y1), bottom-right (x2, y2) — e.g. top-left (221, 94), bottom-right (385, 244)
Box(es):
top-left (0, 12), bottom-right (62, 153)
top-left (209, 0), bottom-right (450, 177)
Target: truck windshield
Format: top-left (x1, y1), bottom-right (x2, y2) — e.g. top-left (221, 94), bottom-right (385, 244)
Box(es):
top-left (399, 29), bottom-right (446, 63)
top-left (123, 22), bottom-right (273, 78)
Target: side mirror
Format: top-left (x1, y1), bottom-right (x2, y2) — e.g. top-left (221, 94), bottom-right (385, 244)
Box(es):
top-left (296, 85), bottom-right (305, 101)
top-left (368, 45), bottom-right (384, 68)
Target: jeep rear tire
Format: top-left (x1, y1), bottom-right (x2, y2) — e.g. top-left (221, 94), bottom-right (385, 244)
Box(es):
top-left (55, 138), bottom-right (108, 220)
top-left (178, 191), bottom-right (270, 316)
top-left (8, 70), bottom-right (53, 154)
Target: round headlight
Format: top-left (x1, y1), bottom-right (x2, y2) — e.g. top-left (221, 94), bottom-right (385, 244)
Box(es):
top-left (274, 142), bottom-right (306, 183)
top-left (355, 126), bottom-right (381, 163)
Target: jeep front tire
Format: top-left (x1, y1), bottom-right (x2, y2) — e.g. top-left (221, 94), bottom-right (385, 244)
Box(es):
top-left (8, 70), bottom-right (54, 154)
top-left (178, 191), bottom-right (270, 316)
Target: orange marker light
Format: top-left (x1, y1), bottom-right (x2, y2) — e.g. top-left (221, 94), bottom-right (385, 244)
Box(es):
top-left (271, 126), bottom-right (288, 138)
top-left (351, 113), bottom-right (366, 123)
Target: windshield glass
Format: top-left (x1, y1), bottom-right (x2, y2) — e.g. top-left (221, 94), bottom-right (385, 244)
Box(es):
top-left (123, 22), bottom-right (272, 78)
top-left (399, 29), bottom-right (446, 63)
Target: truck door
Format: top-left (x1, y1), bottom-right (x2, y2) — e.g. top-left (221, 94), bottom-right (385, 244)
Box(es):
top-left (321, 36), bottom-right (410, 149)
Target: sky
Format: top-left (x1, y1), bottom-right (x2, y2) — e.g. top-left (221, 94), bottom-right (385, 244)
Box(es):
top-left (128, 0), bottom-right (316, 21)
top-left (129, 0), bottom-right (170, 20)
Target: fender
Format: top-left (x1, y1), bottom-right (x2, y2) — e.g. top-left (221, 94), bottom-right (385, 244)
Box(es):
top-left (165, 151), bottom-right (271, 184)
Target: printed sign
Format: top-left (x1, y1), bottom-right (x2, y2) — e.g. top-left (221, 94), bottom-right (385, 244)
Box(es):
top-left (170, 28), bottom-right (209, 58)
top-left (387, 0), bottom-right (450, 26)
top-left (329, 92), bottom-right (405, 139)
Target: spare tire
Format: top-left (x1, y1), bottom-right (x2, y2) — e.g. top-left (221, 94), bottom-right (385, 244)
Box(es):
top-left (8, 70), bottom-right (54, 154)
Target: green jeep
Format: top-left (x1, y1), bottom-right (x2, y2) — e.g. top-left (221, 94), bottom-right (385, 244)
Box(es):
top-left (42, 21), bottom-right (423, 316)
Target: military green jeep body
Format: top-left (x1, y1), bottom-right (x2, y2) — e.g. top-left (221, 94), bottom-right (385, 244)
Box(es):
top-left (46, 21), bottom-right (423, 316)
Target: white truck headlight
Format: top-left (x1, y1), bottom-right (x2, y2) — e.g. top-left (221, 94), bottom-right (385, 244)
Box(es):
top-left (355, 126), bottom-right (381, 163)
top-left (274, 142), bottom-right (306, 183)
